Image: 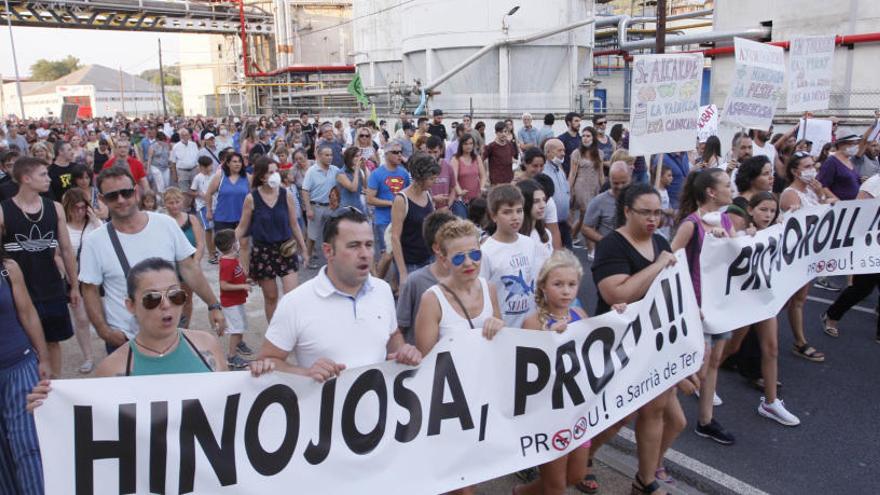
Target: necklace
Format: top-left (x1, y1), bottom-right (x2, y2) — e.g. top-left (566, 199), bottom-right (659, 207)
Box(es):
top-left (14, 197), bottom-right (44, 223)
top-left (547, 310), bottom-right (571, 323)
top-left (134, 335), bottom-right (178, 357)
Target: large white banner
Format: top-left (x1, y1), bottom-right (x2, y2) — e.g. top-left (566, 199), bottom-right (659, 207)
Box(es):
top-left (629, 53), bottom-right (704, 155)
top-left (787, 36), bottom-right (836, 112)
top-left (36, 254), bottom-right (703, 495)
top-left (721, 38), bottom-right (785, 130)
top-left (701, 199), bottom-right (880, 334)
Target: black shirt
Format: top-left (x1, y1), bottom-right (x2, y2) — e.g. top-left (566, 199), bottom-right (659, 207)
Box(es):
top-left (427, 123), bottom-right (448, 142)
top-left (94, 149), bottom-right (110, 174)
top-left (0, 197), bottom-right (66, 302)
top-left (49, 163), bottom-right (74, 202)
top-left (591, 230), bottom-right (671, 315)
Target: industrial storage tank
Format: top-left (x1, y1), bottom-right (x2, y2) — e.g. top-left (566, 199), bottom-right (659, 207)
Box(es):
top-left (354, 0), bottom-right (595, 115)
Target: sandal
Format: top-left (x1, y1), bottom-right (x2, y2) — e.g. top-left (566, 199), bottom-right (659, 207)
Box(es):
top-left (575, 459), bottom-right (599, 494)
top-left (792, 343), bottom-right (825, 362)
top-left (631, 474), bottom-right (667, 494)
top-left (820, 313), bottom-right (839, 337)
top-left (655, 466), bottom-right (676, 485)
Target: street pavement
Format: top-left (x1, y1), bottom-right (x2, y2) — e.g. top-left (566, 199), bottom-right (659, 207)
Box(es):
top-left (57, 249), bottom-right (880, 494)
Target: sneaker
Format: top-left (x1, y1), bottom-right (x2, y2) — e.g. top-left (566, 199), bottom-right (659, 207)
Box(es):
top-left (208, 257), bottom-right (219, 265)
top-left (572, 237), bottom-right (585, 249)
top-left (813, 278), bottom-right (841, 292)
top-left (515, 467), bottom-right (538, 482)
top-left (227, 354), bottom-right (250, 369)
top-left (694, 418), bottom-right (735, 445)
top-left (695, 390), bottom-right (723, 406)
top-left (236, 341), bottom-right (254, 356)
top-left (758, 397), bottom-right (800, 426)
top-left (78, 359), bottom-right (94, 374)
top-left (586, 250), bottom-right (595, 262)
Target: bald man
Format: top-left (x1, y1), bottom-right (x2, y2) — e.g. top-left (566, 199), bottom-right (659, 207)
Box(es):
top-left (542, 138), bottom-right (573, 248)
top-left (582, 161), bottom-right (631, 243)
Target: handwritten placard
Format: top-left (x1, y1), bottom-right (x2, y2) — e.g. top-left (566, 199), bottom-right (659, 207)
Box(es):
top-left (697, 104), bottom-right (719, 142)
top-left (787, 36), bottom-right (836, 112)
top-left (629, 53), bottom-right (704, 155)
top-left (721, 38), bottom-right (785, 130)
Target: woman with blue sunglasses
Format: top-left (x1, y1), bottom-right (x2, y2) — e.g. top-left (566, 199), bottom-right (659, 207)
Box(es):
top-left (414, 219), bottom-right (504, 358)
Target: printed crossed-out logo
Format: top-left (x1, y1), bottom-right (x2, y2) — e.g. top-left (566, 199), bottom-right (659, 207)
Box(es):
top-left (519, 417), bottom-right (589, 456)
top-left (648, 273), bottom-right (688, 351)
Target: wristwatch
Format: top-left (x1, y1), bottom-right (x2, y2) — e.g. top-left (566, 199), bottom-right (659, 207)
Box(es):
top-left (208, 303), bottom-right (222, 311)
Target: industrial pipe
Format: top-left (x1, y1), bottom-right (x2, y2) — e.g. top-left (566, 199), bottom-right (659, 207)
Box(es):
top-left (689, 32), bottom-right (880, 57)
top-left (620, 26), bottom-right (770, 50)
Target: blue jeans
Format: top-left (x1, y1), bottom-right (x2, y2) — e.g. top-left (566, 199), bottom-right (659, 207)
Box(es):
top-left (0, 353), bottom-right (43, 495)
top-left (373, 222), bottom-right (389, 255)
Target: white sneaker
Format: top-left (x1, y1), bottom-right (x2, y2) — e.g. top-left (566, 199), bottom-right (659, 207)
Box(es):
top-left (694, 390), bottom-right (723, 406)
top-left (758, 397), bottom-right (800, 426)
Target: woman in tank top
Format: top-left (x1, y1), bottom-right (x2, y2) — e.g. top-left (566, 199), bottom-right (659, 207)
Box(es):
top-left (780, 152), bottom-right (834, 363)
top-left (414, 219), bottom-right (504, 355)
top-left (205, 151), bottom-right (250, 232)
top-left (163, 187), bottom-right (204, 328)
top-left (450, 134), bottom-right (486, 203)
top-left (390, 153), bottom-right (438, 284)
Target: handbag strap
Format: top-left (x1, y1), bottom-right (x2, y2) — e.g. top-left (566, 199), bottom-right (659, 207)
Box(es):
top-left (106, 222), bottom-right (131, 277)
top-left (437, 282), bottom-right (475, 329)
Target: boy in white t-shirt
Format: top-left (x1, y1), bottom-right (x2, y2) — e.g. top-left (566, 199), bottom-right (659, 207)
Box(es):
top-left (480, 184), bottom-right (543, 328)
top-left (190, 156), bottom-right (217, 263)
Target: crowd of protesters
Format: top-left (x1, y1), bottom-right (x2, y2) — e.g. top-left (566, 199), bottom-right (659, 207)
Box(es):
top-left (1, 107), bottom-right (879, 495)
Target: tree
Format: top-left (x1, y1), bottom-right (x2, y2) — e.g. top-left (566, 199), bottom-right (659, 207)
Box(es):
top-left (167, 90), bottom-right (183, 116)
top-left (139, 65), bottom-right (181, 86)
top-left (30, 56), bottom-right (81, 81)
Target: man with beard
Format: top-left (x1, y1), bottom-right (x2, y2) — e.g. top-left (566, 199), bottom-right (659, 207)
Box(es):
top-left (556, 111), bottom-right (582, 175)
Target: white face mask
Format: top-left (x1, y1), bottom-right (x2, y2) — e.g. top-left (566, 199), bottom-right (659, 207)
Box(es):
top-left (845, 145), bottom-right (858, 157)
top-left (220, 129), bottom-right (228, 136)
top-left (266, 172), bottom-right (282, 189)
top-left (551, 156), bottom-right (564, 166)
top-left (800, 169), bottom-right (817, 182)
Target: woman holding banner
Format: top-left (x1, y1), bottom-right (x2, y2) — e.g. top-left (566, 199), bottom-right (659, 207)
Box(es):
top-left (588, 183), bottom-right (681, 495)
top-left (781, 152), bottom-right (834, 362)
top-left (671, 168), bottom-right (737, 446)
top-left (732, 156), bottom-right (774, 210)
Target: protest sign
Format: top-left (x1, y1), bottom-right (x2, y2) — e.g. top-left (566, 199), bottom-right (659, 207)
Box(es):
top-left (36, 254), bottom-right (703, 495)
top-left (721, 38), bottom-right (785, 130)
top-left (787, 36), bottom-right (835, 112)
top-left (868, 121), bottom-right (880, 142)
top-left (796, 118), bottom-right (833, 158)
top-left (700, 199), bottom-right (880, 334)
top-left (629, 53), bottom-right (704, 155)
top-left (697, 104), bottom-right (719, 142)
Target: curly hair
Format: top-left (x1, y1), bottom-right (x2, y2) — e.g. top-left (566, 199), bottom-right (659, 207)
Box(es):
top-left (534, 250), bottom-right (583, 328)
top-left (434, 219), bottom-right (479, 254)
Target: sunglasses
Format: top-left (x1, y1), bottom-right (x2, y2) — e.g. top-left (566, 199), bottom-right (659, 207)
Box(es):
top-left (387, 150), bottom-right (402, 155)
top-left (596, 121), bottom-right (607, 126)
top-left (141, 288), bottom-right (187, 310)
top-left (102, 188), bottom-right (136, 202)
top-left (358, 134), bottom-right (371, 138)
top-left (450, 249), bottom-right (482, 266)
top-left (329, 205), bottom-right (365, 218)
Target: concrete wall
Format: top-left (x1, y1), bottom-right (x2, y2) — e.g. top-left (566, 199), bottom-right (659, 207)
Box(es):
top-left (180, 34), bottom-right (235, 116)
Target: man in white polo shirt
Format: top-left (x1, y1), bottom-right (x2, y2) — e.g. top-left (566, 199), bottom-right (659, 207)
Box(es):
top-left (170, 128), bottom-right (199, 195)
top-left (258, 207), bottom-right (422, 381)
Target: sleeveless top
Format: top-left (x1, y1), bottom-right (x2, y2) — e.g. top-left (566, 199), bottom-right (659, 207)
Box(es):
top-left (545, 308), bottom-right (583, 328)
top-left (0, 268), bottom-right (32, 370)
top-left (399, 192), bottom-right (434, 265)
top-left (179, 215), bottom-right (196, 247)
top-left (597, 137), bottom-right (615, 162)
top-left (683, 211), bottom-right (733, 307)
top-left (250, 188), bottom-right (292, 244)
top-left (427, 278), bottom-right (494, 340)
top-left (338, 169), bottom-right (365, 210)
top-left (456, 155), bottom-right (481, 202)
top-left (214, 173), bottom-right (249, 223)
top-left (783, 186), bottom-right (820, 209)
top-left (126, 330), bottom-right (213, 376)
top-left (0, 197), bottom-right (65, 303)
top-left (149, 142), bottom-right (170, 170)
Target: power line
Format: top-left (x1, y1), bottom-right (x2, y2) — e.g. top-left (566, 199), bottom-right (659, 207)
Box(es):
top-left (280, 0), bottom-right (418, 44)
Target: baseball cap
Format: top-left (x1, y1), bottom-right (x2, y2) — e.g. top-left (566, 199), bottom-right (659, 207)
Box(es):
top-left (837, 134), bottom-right (860, 143)
top-left (204, 132), bottom-right (216, 140)
top-left (433, 109), bottom-right (443, 116)
top-left (402, 122), bottom-right (415, 131)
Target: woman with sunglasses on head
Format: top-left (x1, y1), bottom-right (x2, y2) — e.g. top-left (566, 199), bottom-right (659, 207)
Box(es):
top-left (390, 153), bottom-right (439, 285)
top-left (780, 152), bottom-right (835, 361)
top-left (62, 188), bottom-right (101, 374)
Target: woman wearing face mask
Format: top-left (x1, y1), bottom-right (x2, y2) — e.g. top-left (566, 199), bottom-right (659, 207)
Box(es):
top-left (781, 153), bottom-right (836, 361)
top-left (236, 156), bottom-right (307, 322)
top-left (568, 127), bottom-right (604, 246)
top-left (818, 134), bottom-right (862, 201)
top-left (215, 124), bottom-right (234, 151)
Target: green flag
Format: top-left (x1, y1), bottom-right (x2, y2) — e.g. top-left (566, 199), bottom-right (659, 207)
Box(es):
top-left (347, 73), bottom-right (369, 107)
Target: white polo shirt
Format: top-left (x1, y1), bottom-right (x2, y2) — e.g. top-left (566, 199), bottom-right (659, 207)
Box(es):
top-left (170, 140), bottom-right (200, 170)
top-left (265, 267), bottom-right (396, 369)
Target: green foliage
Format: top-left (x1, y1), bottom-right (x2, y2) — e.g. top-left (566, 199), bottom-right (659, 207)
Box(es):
top-left (139, 65), bottom-right (181, 86)
top-left (167, 90), bottom-right (183, 116)
top-left (30, 56), bottom-right (81, 81)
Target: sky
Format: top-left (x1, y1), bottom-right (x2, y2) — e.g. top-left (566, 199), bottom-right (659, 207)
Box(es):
top-left (0, 26), bottom-right (186, 78)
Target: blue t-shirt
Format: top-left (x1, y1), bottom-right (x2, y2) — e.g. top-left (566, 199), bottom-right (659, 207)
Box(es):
top-left (367, 165), bottom-right (411, 225)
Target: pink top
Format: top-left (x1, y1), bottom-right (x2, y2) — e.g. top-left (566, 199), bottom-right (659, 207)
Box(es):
top-left (456, 155), bottom-right (481, 202)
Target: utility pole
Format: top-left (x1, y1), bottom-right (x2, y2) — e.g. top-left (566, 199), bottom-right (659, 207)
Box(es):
top-left (119, 66), bottom-right (126, 115)
top-left (655, 0), bottom-right (667, 54)
top-left (4, 0), bottom-right (26, 118)
top-left (158, 38), bottom-right (168, 117)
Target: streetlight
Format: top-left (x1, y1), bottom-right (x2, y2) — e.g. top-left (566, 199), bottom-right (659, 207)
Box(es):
top-left (502, 5), bottom-right (520, 36)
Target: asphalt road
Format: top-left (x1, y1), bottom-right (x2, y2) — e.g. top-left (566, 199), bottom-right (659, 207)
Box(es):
top-left (57, 248), bottom-right (879, 494)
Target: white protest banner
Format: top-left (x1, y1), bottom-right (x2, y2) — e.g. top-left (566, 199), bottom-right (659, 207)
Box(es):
top-left (36, 254), bottom-right (703, 495)
top-left (796, 118), bottom-right (833, 158)
top-left (868, 120), bottom-right (880, 142)
top-left (721, 38), bottom-right (785, 130)
top-left (629, 53), bottom-right (704, 155)
top-left (787, 36), bottom-right (836, 112)
top-left (700, 199), bottom-right (880, 334)
top-left (697, 104), bottom-right (719, 142)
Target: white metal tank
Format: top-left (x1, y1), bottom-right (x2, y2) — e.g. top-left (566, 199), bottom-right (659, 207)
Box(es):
top-left (352, 0), bottom-right (404, 88)
top-left (404, 0), bottom-right (594, 114)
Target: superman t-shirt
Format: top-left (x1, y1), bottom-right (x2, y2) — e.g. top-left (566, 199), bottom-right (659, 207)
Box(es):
top-left (367, 164), bottom-right (411, 225)
top-left (479, 233), bottom-right (542, 328)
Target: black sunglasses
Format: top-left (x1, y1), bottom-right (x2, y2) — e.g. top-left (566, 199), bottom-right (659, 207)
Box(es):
top-left (387, 150), bottom-right (402, 155)
top-left (329, 206), bottom-right (365, 219)
top-left (102, 188), bottom-right (136, 202)
top-left (358, 134), bottom-right (371, 138)
top-left (141, 288), bottom-right (187, 309)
